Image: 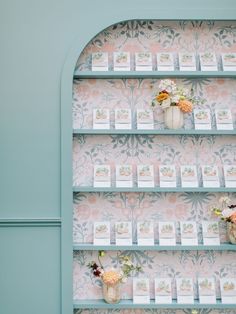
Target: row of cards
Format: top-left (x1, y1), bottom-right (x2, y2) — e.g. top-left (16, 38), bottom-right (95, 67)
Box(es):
top-left (132, 277), bottom-right (236, 304)
top-left (94, 221), bottom-right (221, 246)
top-left (92, 51), bottom-right (236, 71)
top-left (94, 164), bottom-right (236, 188)
top-left (93, 108), bottom-right (234, 130)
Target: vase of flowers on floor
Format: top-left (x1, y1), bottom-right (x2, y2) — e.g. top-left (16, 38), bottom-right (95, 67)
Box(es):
top-left (151, 79), bottom-right (194, 129)
top-left (87, 251), bottom-right (142, 304)
top-left (212, 196), bottom-right (236, 244)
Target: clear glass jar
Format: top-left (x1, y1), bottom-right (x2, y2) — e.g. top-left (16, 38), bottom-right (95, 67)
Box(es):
top-left (227, 222), bottom-right (236, 244)
top-left (102, 282), bottom-right (121, 304)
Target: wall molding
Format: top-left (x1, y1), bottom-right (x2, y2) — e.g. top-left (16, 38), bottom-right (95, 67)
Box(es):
top-left (0, 218), bottom-right (61, 227)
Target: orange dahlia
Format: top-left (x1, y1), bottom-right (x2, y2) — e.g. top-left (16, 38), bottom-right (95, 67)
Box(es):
top-left (156, 92), bottom-right (169, 102)
top-left (178, 99), bottom-right (193, 113)
top-left (102, 270), bottom-right (121, 285)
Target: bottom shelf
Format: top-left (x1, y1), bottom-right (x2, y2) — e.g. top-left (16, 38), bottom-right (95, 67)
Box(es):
top-left (73, 299), bottom-right (236, 309)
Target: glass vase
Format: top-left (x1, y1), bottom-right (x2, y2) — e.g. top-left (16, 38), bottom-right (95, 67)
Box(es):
top-left (102, 282), bottom-right (121, 304)
top-left (227, 222), bottom-right (236, 244)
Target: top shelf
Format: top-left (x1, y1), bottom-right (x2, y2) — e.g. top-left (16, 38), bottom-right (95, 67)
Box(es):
top-left (74, 70), bottom-right (236, 79)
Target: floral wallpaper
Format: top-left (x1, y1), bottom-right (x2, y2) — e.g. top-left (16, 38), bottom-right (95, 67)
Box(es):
top-left (73, 20), bottom-right (236, 313)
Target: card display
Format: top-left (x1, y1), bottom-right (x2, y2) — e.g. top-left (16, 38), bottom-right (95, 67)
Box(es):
top-left (220, 278), bottom-right (236, 303)
top-left (179, 53), bottom-right (196, 71)
top-left (93, 221), bottom-right (110, 245)
top-left (133, 278), bottom-right (150, 304)
top-left (91, 52), bottom-right (109, 71)
top-left (180, 221), bottom-right (198, 245)
top-left (113, 52), bottom-right (130, 71)
top-left (222, 53), bottom-right (236, 71)
top-left (215, 109), bottom-right (233, 130)
top-left (199, 52), bottom-right (218, 71)
top-left (194, 109), bottom-right (212, 130)
top-left (198, 277), bottom-right (216, 304)
top-left (176, 278), bottom-right (194, 304)
top-left (136, 109), bottom-right (154, 129)
top-left (135, 52), bottom-right (152, 71)
top-left (137, 165), bottom-right (154, 187)
top-left (115, 109), bottom-right (132, 129)
top-left (116, 165), bottom-right (133, 187)
top-left (180, 165), bottom-right (198, 188)
top-left (156, 52), bottom-right (174, 71)
top-left (155, 278), bottom-right (172, 304)
top-left (202, 165), bottom-right (220, 188)
top-left (93, 109), bottom-right (110, 129)
top-left (115, 221), bottom-right (132, 245)
top-left (202, 221), bottom-right (220, 245)
top-left (159, 222), bottom-right (176, 245)
top-left (224, 165), bottom-right (236, 187)
top-left (137, 221), bottom-right (154, 245)
top-left (159, 165), bottom-right (176, 188)
top-left (93, 165), bottom-right (111, 187)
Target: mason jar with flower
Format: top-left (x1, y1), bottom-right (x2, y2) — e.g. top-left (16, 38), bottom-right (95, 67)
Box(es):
top-left (151, 79), bottom-right (193, 129)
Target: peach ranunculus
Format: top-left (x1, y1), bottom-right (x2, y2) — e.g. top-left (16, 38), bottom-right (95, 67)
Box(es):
top-left (178, 99), bottom-right (193, 113)
top-left (156, 92), bottom-right (169, 102)
top-left (102, 270), bottom-right (121, 285)
top-left (230, 212), bottom-right (236, 224)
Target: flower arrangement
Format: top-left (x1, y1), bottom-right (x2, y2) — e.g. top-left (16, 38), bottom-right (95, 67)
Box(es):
top-left (151, 79), bottom-right (194, 113)
top-left (211, 196), bottom-right (236, 223)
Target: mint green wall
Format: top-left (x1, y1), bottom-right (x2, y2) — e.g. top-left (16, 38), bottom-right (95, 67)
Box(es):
top-left (1, 0), bottom-right (236, 314)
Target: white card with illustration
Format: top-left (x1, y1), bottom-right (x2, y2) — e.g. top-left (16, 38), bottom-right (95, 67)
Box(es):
top-left (159, 221), bottom-right (176, 246)
top-left (136, 109), bottom-right (154, 129)
top-left (199, 52), bottom-right (218, 71)
top-left (93, 165), bottom-right (111, 187)
top-left (91, 52), bottom-right (109, 71)
top-left (116, 165), bottom-right (133, 187)
top-left (198, 277), bottom-right (216, 304)
top-left (176, 278), bottom-right (194, 304)
top-left (180, 221), bottom-right (198, 245)
top-left (215, 109), bottom-right (233, 130)
top-left (220, 278), bottom-right (236, 304)
top-left (224, 165), bottom-right (236, 188)
top-left (113, 52), bottom-right (131, 71)
top-left (93, 221), bottom-right (110, 245)
top-left (159, 165), bottom-right (176, 188)
top-left (180, 165), bottom-right (198, 188)
top-left (137, 165), bottom-right (154, 187)
top-left (93, 108), bottom-right (110, 129)
top-left (137, 221), bottom-right (154, 245)
top-left (178, 52), bottom-right (196, 71)
top-left (135, 52), bottom-right (152, 71)
top-left (115, 221), bottom-right (132, 245)
top-left (115, 109), bottom-right (132, 129)
top-left (133, 278), bottom-right (150, 304)
top-left (201, 165), bottom-right (220, 188)
top-left (156, 52), bottom-right (174, 71)
top-left (222, 53), bottom-right (236, 71)
top-left (155, 278), bottom-right (172, 304)
top-left (202, 221), bottom-right (220, 245)
top-left (194, 109), bottom-right (212, 130)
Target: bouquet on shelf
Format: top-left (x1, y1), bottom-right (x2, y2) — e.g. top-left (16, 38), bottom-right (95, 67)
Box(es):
top-left (151, 79), bottom-right (194, 113)
top-left (212, 196), bottom-right (236, 223)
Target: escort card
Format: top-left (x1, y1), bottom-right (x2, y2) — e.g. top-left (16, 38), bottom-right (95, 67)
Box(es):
top-left (202, 221), bottom-right (220, 245)
top-left (180, 165), bottom-right (198, 188)
top-left (137, 221), bottom-right (154, 245)
top-left (159, 165), bottom-right (176, 188)
top-left (224, 165), bottom-right (236, 188)
top-left (215, 109), bottom-right (233, 130)
top-left (93, 165), bottom-right (111, 187)
top-left (198, 277), bottom-right (216, 304)
top-left (137, 165), bottom-right (155, 187)
top-left (180, 221), bottom-right (198, 245)
top-left (179, 53), bottom-right (196, 71)
top-left (176, 278), bottom-right (194, 304)
top-left (136, 109), bottom-right (154, 129)
top-left (155, 278), bottom-right (172, 304)
top-left (115, 109), bottom-right (132, 129)
top-left (115, 221), bottom-right (132, 245)
top-left (113, 52), bottom-right (130, 71)
top-left (199, 52), bottom-right (218, 71)
top-left (194, 109), bottom-right (212, 130)
top-left (202, 165), bottom-right (220, 188)
top-left (220, 278), bottom-right (236, 304)
top-left (156, 52), bottom-right (174, 71)
top-left (116, 165), bottom-right (133, 187)
top-left (135, 52), bottom-right (152, 71)
top-left (91, 52), bottom-right (109, 71)
top-left (93, 221), bottom-right (110, 245)
top-left (222, 53), bottom-right (236, 71)
top-left (159, 221), bottom-right (176, 245)
top-left (133, 278), bottom-right (150, 304)
top-left (93, 109), bottom-right (110, 129)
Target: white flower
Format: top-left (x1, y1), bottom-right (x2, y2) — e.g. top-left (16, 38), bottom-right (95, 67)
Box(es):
top-left (222, 208), bottom-right (234, 218)
top-left (172, 94), bottom-right (180, 103)
top-left (219, 196), bottom-right (231, 205)
top-left (120, 276), bottom-right (127, 284)
top-left (159, 79), bottom-right (176, 93)
top-left (161, 98), bottom-right (171, 109)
